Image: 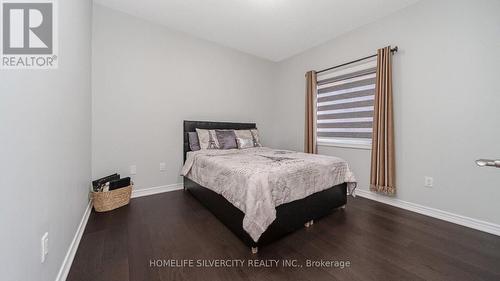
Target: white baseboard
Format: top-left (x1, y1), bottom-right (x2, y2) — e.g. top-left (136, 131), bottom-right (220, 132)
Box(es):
top-left (54, 183), bottom-right (183, 281)
top-left (131, 183), bottom-right (183, 198)
top-left (355, 189), bottom-right (500, 236)
top-left (55, 200), bottom-right (93, 281)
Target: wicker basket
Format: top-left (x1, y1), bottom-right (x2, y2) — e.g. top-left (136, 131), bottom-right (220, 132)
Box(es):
top-left (92, 185), bottom-right (132, 212)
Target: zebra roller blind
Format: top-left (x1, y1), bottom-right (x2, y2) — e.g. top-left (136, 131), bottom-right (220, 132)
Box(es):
top-left (316, 59), bottom-right (376, 147)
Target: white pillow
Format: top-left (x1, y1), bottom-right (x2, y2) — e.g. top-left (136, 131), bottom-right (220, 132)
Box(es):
top-left (196, 129), bottom-right (220, 149)
top-left (234, 129), bottom-right (252, 140)
top-left (235, 129), bottom-right (262, 148)
top-left (236, 138), bottom-right (254, 149)
top-left (250, 129), bottom-right (262, 147)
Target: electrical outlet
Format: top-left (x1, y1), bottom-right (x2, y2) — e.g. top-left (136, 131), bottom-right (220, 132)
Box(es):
top-left (41, 232), bottom-right (49, 263)
top-left (130, 165), bottom-right (137, 175)
top-left (424, 176), bottom-right (434, 188)
top-left (159, 162), bottom-right (166, 172)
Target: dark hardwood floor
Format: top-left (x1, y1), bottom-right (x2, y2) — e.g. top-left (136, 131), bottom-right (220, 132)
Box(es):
top-left (67, 190), bottom-right (500, 281)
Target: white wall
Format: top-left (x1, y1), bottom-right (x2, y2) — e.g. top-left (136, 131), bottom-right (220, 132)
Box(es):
top-left (272, 0), bottom-right (500, 225)
top-left (0, 1), bottom-right (92, 281)
top-left (92, 0), bottom-right (500, 227)
top-left (92, 5), bottom-right (276, 190)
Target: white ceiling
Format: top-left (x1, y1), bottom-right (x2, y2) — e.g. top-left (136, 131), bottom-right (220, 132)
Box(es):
top-left (94, 0), bottom-right (418, 61)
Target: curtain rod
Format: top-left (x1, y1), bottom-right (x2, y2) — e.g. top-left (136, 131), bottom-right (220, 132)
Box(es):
top-left (315, 46), bottom-right (398, 75)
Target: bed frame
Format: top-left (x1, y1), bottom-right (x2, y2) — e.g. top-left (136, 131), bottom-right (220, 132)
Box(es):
top-left (183, 120), bottom-right (347, 253)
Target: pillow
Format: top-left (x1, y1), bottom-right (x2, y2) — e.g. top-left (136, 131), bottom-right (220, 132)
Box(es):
top-left (215, 130), bottom-right (237, 149)
top-left (234, 129), bottom-right (253, 141)
top-left (188, 132), bottom-right (201, 151)
top-left (196, 128), bottom-right (220, 149)
top-left (236, 137), bottom-right (254, 149)
top-left (235, 129), bottom-right (261, 148)
top-left (250, 129), bottom-right (262, 147)
top-left (234, 129), bottom-right (253, 149)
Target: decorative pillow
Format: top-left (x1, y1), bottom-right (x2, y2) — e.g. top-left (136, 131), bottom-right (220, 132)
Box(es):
top-left (215, 130), bottom-right (237, 149)
top-left (250, 129), bottom-right (262, 147)
top-left (188, 132), bottom-right (201, 151)
top-left (195, 128), bottom-right (220, 149)
top-left (235, 129), bottom-right (261, 148)
top-left (234, 129), bottom-right (253, 142)
top-left (234, 130), bottom-right (253, 148)
top-left (236, 137), bottom-right (254, 149)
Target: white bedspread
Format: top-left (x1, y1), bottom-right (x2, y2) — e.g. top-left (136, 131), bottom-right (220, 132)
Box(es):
top-left (181, 147), bottom-right (356, 242)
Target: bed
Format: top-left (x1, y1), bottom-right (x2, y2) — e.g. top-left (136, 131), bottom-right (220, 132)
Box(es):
top-left (182, 120), bottom-right (356, 253)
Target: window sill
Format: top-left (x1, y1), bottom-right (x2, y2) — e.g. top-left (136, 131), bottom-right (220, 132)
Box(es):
top-left (317, 142), bottom-right (372, 150)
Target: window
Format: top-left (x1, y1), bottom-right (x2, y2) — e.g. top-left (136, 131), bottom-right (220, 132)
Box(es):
top-left (316, 59), bottom-right (376, 149)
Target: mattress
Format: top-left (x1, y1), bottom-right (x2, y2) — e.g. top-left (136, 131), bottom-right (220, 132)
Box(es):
top-left (181, 147), bottom-right (356, 241)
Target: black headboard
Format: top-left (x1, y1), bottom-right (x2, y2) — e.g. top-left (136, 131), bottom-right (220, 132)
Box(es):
top-left (183, 120), bottom-right (257, 162)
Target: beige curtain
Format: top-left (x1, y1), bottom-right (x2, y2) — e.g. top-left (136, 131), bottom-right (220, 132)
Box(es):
top-left (305, 71), bottom-right (317, 154)
top-left (370, 46), bottom-right (396, 195)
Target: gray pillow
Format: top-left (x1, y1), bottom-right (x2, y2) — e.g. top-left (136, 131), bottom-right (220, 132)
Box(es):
top-left (188, 132), bottom-right (201, 151)
top-left (215, 130), bottom-right (237, 149)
